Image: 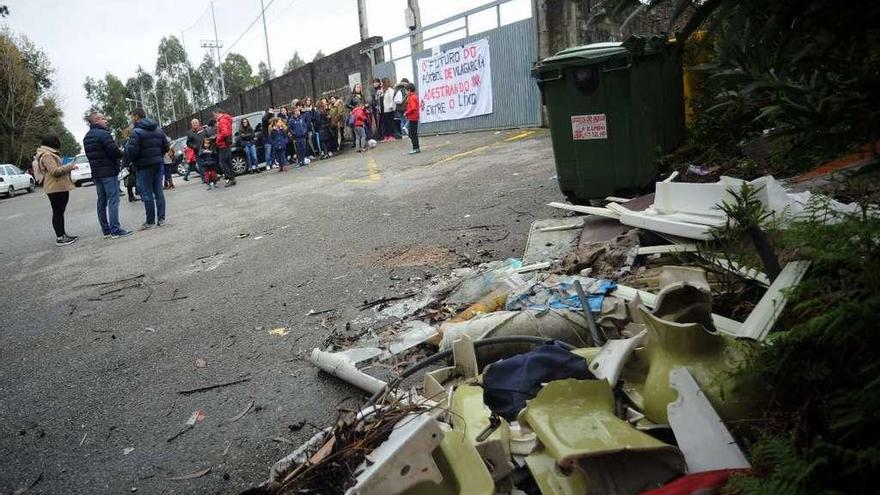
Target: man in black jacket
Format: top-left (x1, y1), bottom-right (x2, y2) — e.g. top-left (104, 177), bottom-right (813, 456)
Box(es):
top-left (125, 108), bottom-right (169, 229)
top-left (83, 112), bottom-right (132, 238)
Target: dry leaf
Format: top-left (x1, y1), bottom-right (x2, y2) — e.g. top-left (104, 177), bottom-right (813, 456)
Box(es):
top-left (269, 328), bottom-right (289, 336)
top-left (194, 358), bottom-right (207, 368)
top-left (167, 467), bottom-right (211, 481)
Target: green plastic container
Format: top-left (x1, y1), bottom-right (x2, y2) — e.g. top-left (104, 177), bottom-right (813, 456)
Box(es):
top-left (533, 37), bottom-right (684, 204)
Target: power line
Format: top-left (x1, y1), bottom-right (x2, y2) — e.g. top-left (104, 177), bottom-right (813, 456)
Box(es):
top-left (221, 0), bottom-right (277, 57)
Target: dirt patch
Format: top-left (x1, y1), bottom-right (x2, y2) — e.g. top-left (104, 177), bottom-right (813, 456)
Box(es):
top-left (365, 245), bottom-right (460, 268)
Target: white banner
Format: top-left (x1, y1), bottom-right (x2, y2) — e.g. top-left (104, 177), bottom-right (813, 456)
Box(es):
top-left (417, 38), bottom-right (493, 123)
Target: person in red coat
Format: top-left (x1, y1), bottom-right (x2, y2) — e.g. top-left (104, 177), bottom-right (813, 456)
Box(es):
top-left (213, 108), bottom-right (236, 186)
top-left (404, 83), bottom-right (420, 154)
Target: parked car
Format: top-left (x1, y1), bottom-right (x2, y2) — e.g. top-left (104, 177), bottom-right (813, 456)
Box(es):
top-left (169, 136), bottom-right (189, 176)
top-left (227, 111), bottom-right (269, 175)
top-left (0, 164), bottom-right (35, 198)
top-left (69, 154), bottom-right (93, 187)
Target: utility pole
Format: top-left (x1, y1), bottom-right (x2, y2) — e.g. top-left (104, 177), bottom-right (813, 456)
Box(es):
top-left (210, 0), bottom-right (227, 100)
top-left (406, 0), bottom-right (423, 54)
top-left (260, 0), bottom-right (273, 76)
top-left (356, 0), bottom-right (369, 41)
top-left (200, 40), bottom-right (224, 103)
top-left (181, 31), bottom-right (197, 113)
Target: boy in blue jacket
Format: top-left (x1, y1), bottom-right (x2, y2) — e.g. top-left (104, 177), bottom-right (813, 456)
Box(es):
top-left (287, 108), bottom-right (309, 167)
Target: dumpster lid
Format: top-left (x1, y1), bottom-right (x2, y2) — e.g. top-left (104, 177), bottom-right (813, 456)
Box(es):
top-left (537, 42), bottom-right (628, 68)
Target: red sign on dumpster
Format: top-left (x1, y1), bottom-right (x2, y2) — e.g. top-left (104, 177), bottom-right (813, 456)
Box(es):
top-left (571, 114), bottom-right (608, 140)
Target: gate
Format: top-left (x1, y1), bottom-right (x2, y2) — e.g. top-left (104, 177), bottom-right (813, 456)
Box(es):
top-left (365, 0), bottom-right (540, 135)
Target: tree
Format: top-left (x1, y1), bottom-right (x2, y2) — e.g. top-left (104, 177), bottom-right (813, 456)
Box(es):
top-left (124, 66), bottom-right (158, 120)
top-left (313, 50), bottom-right (325, 61)
top-left (155, 36), bottom-right (193, 120)
top-left (257, 61), bottom-right (273, 83)
top-left (1, 31), bottom-right (80, 167)
top-left (221, 52), bottom-right (259, 95)
top-left (284, 51), bottom-right (305, 73)
top-left (196, 53), bottom-right (220, 104)
top-left (84, 73), bottom-right (131, 142)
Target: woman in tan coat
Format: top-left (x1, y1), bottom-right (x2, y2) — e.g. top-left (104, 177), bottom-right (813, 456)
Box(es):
top-left (36, 135), bottom-right (79, 246)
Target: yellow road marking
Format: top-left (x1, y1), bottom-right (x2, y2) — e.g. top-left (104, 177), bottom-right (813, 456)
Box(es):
top-left (434, 144), bottom-right (493, 165)
top-left (344, 156), bottom-right (382, 183)
top-left (504, 130), bottom-right (535, 142)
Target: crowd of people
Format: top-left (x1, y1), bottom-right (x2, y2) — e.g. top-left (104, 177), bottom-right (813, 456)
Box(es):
top-left (31, 77), bottom-right (422, 247)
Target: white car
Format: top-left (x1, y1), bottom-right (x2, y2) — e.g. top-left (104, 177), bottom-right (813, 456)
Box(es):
top-left (0, 164), bottom-right (35, 198)
top-left (69, 154), bottom-right (92, 187)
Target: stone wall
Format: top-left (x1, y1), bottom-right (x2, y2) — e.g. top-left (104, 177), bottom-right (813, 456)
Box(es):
top-left (163, 36), bottom-right (383, 138)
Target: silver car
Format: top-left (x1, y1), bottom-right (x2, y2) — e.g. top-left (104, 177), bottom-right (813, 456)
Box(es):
top-left (69, 155), bottom-right (93, 187)
top-left (0, 164), bottom-right (36, 198)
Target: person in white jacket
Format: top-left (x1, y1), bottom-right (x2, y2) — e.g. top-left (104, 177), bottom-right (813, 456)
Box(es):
top-left (380, 78), bottom-right (397, 142)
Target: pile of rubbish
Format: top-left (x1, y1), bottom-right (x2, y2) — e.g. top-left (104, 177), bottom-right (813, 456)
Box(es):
top-left (249, 175), bottom-right (868, 495)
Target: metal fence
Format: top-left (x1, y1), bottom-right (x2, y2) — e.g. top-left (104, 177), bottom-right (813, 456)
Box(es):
top-left (412, 18), bottom-right (541, 135)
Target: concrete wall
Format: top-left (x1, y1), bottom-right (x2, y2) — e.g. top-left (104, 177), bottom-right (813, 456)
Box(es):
top-left (163, 37), bottom-right (382, 138)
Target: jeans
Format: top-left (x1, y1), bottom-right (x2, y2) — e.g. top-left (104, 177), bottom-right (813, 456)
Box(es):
top-left (95, 176), bottom-right (122, 235)
top-left (264, 142), bottom-right (273, 168)
top-left (136, 166), bottom-right (165, 225)
top-left (409, 120), bottom-right (420, 150)
top-left (395, 111), bottom-right (408, 136)
top-left (243, 142), bottom-right (258, 171)
top-left (354, 126), bottom-right (366, 150)
top-left (294, 138), bottom-right (308, 164)
top-left (47, 191), bottom-right (69, 237)
top-left (218, 147), bottom-right (234, 180)
top-left (273, 148), bottom-right (288, 167)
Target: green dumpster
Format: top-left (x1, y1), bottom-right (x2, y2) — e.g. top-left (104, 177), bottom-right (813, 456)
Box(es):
top-left (533, 37), bottom-right (684, 204)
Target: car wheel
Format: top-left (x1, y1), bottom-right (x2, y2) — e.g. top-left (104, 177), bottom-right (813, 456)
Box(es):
top-left (177, 162), bottom-right (188, 176)
top-left (231, 154), bottom-right (247, 175)
top-left (74, 181), bottom-right (81, 187)
top-left (6, 186), bottom-right (14, 198)
top-left (27, 179), bottom-right (35, 193)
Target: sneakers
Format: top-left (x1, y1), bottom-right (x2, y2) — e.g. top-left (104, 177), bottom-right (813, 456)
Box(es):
top-left (157, 220), bottom-right (165, 227)
top-left (139, 223), bottom-right (155, 231)
top-left (111, 229), bottom-right (133, 239)
top-left (103, 233), bottom-right (112, 239)
top-left (56, 235), bottom-right (77, 246)
top-left (409, 149), bottom-right (421, 154)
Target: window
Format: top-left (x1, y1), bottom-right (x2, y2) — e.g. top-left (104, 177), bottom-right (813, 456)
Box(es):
top-left (73, 155), bottom-right (89, 164)
top-left (8, 165), bottom-right (22, 175)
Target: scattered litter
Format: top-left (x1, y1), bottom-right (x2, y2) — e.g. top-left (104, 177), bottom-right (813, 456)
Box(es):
top-left (735, 260), bottom-right (811, 341)
top-left (687, 163), bottom-right (721, 176)
top-left (306, 308), bottom-right (334, 316)
top-left (237, 233), bottom-right (250, 239)
top-left (269, 327), bottom-right (290, 336)
top-left (177, 376), bottom-right (251, 395)
top-left (185, 410), bottom-right (206, 426)
top-left (228, 401), bottom-right (255, 423)
top-left (223, 440), bottom-right (232, 456)
top-left (194, 358), bottom-right (207, 368)
top-left (122, 447), bottom-right (135, 455)
top-left (254, 236), bottom-right (264, 240)
top-left (505, 275), bottom-right (616, 313)
top-left (167, 467), bottom-right (211, 481)
top-left (79, 432), bottom-right (87, 446)
top-left (309, 349), bottom-right (387, 394)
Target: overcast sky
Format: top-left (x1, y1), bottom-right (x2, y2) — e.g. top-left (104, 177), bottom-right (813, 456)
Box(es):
top-left (2, 0), bottom-right (530, 144)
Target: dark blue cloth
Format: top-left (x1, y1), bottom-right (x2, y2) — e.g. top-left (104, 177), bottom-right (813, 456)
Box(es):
top-left (125, 118), bottom-right (169, 168)
top-left (197, 149), bottom-right (219, 170)
top-left (136, 167), bottom-right (165, 225)
top-left (83, 124), bottom-right (121, 179)
top-left (287, 116), bottom-right (308, 138)
top-left (482, 342), bottom-right (593, 420)
top-left (270, 128), bottom-right (289, 149)
top-left (95, 176), bottom-right (122, 235)
top-left (301, 109), bottom-right (313, 130)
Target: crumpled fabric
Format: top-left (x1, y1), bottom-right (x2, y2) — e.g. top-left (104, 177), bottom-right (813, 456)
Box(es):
top-left (504, 275), bottom-right (617, 313)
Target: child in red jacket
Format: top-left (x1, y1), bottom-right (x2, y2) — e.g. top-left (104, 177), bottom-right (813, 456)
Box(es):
top-left (404, 83), bottom-right (420, 154)
top-left (352, 103), bottom-right (368, 152)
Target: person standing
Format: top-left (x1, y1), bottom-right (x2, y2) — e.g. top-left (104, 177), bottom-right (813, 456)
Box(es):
top-left (36, 136), bottom-right (79, 246)
top-left (184, 118), bottom-right (205, 182)
top-left (288, 108), bottom-right (309, 166)
top-left (381, 78), bottom-right (396, 142)
top-left (197, 138), bottom-right (220, 190)
top-left (329, 97), bottom-right (345, 151)
top-left (270, 118), bottom-right (290, 172)
top-left (405, 83), bottom-right (420, 154)
top-left (162, 145), bottom-right (176, 189)
top-left (239, 118), bottom-right (258, 173)
top-left (213, 108), bottom-right (236, 186)
top-left (393, 78), bottom-right (410, 137)
top-left (369, 78), bottom-right (382, 139)
top-left (125, 108), bottom-right (169, 229)
top-left (83, 112), bottom-right (132, 238)
top-left (261, 109), bottom-right (275, 170)
top-left (352, 103), bottom-right (368, 152)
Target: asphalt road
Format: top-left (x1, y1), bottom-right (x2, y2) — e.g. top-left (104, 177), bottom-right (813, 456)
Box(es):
top-left (0, 128), bottom-right (563, 494)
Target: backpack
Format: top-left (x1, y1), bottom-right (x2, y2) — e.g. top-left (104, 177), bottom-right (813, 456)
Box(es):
top-left (31, 154), bottom-right (44, 184)
top-left (393, 89), bottom-right (405, 105)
